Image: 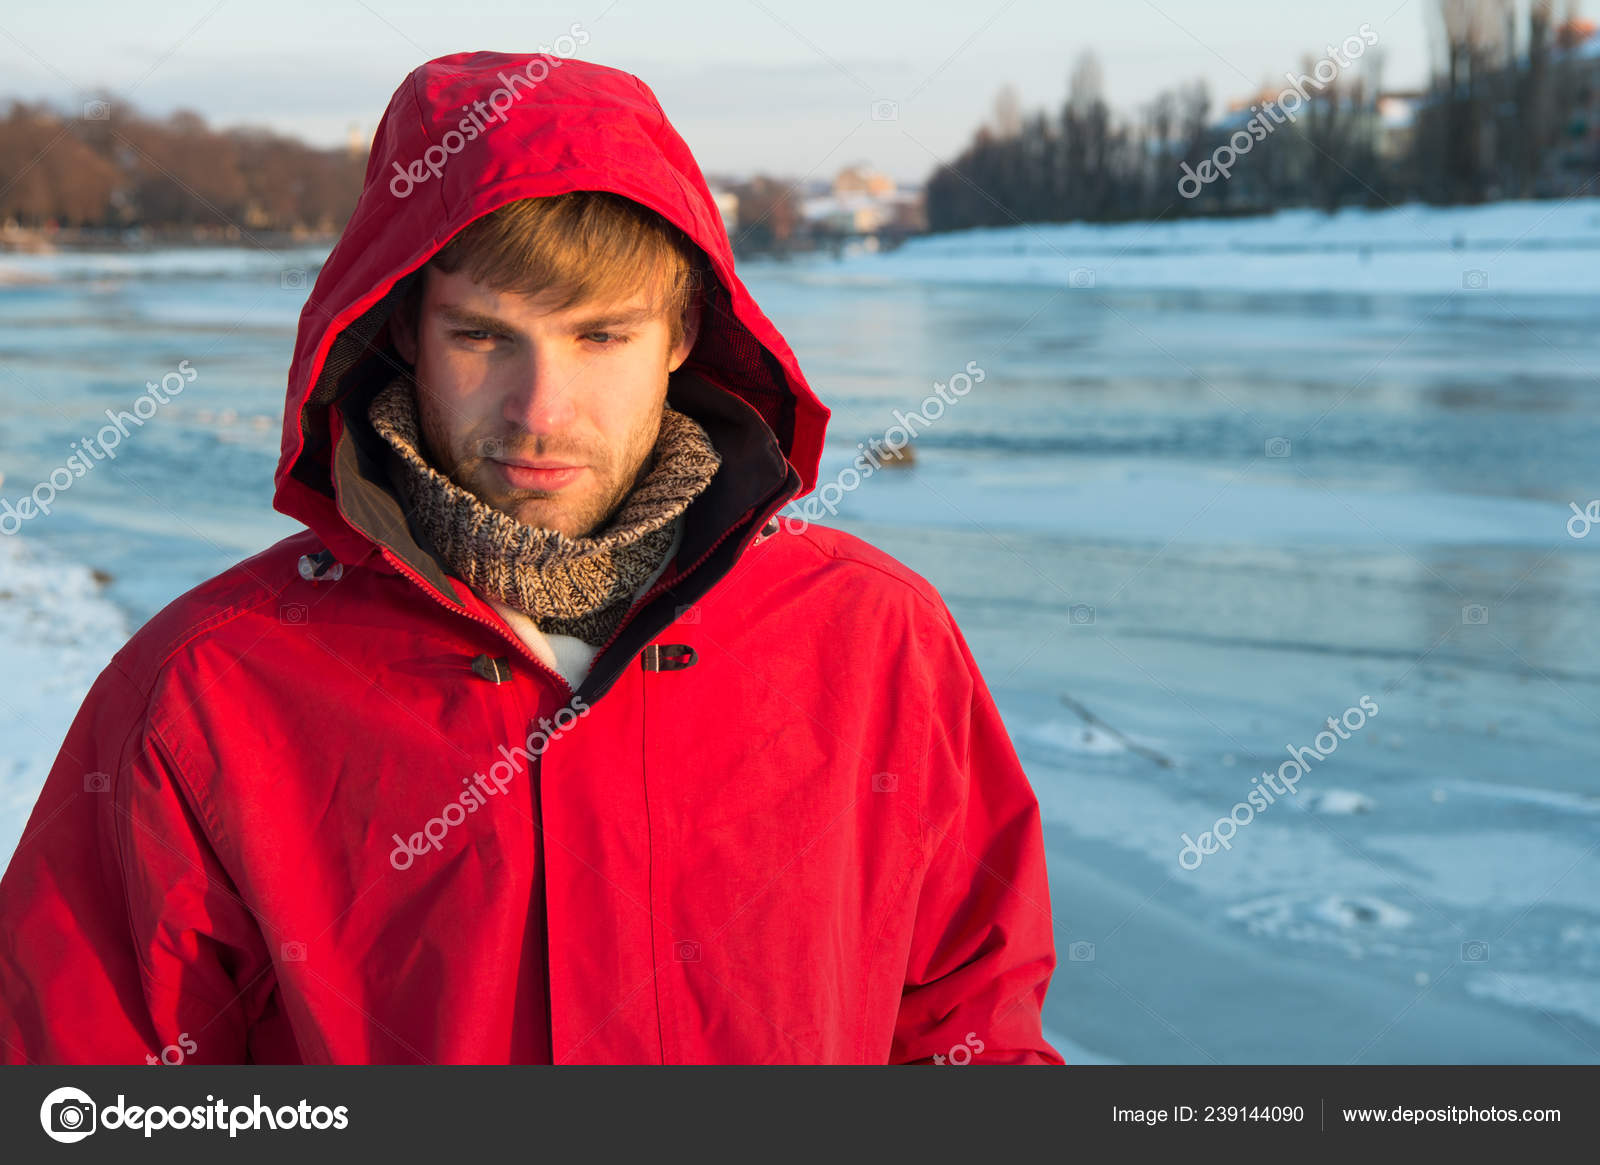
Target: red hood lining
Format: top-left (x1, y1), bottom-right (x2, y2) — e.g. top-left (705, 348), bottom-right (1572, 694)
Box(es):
top-left (287, 269), bottom-right (420, 504)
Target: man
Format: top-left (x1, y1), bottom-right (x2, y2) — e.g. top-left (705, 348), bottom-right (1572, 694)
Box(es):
top-left (0, 51), bottom-right (1062, 1064)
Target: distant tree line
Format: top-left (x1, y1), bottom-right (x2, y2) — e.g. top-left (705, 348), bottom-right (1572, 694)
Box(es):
top-left (718, 175), bottom-right (801, 253)
top-left (927, 0), bottom-right (1600, 231)
top-left (0, 97), bottom-right (365, 236)
top-left (1417, 0), bottom-right (1597, 202)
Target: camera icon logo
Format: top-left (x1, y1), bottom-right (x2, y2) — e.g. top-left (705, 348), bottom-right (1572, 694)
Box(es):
top-left (40, 1086), bottom-right (97, 1143)
top-left (281, 940), bottom-right (307, 962)
top-left (1461, 604), bottom-right (1489, 625)
top-left (1460, 940), bottom-right (1490, 962)
top-left (84, 771), bottom-right (111, 793)
top-left (1068, 267), bottom-right (1095, 288)
top-left (477, 437), bottom-right (506, 459)
top-left (870, 771), bottom-right (898, 793)
top-left (870, 99), bottom-right (899, 121)
top-left (280, 603), bottom-right (308, 625)
top-left (1265, 437), bottom-right (1292, 458)
top-left (1068, 940), bottom-right (1096, 962)
top-left (675, 604), bottom-right (701, 625)
top-left (1462, 270), bottom-right (1488, 290)
top-left (280, 268), bottom-right (308, 290)
top-left (1069, 603), bottom-right (1095, 625)
top-left (82, 100), bottom-right (111, 121)
top-left (674, 940), bottom-right (701, 962)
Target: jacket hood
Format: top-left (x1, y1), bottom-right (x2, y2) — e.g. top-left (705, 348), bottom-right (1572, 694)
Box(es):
top-left (272, 50), bottom-right (829, 569)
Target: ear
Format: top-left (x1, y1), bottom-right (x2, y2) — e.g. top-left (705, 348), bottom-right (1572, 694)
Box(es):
top-left (667, 291), bottom-right (701, 373)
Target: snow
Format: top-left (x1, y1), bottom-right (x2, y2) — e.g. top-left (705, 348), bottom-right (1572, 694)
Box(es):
top-left (1465, 974), bottom-right (1600, 1031)
top-left (0, 535), bottom-right (128, 860)
top-left (1445, 780), bottom-right (1600, 816)
top-left (1227, 893), bottom-right (1416, 938)
top-left (1300, 788), bottom-right (1376, 815)
top-left (0, 244), bottom-right (332, 285)
top-left (823, 199), bottom-right (1600, 295)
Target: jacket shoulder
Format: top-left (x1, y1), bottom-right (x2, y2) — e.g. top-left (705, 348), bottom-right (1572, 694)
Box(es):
top-left (771, 521), bottom-right (948, 618)
top-left (109, 529), bottom-right (328, 693)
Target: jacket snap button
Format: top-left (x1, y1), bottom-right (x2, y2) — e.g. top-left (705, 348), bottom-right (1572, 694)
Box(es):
top-left (642, 644), bottom-right (698, 672)
top-left (297, 551), bottom-right (344, 582)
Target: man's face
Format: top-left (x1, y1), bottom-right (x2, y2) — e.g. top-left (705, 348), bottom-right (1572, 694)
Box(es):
top-left (392, 264), bottom-right (698, 539)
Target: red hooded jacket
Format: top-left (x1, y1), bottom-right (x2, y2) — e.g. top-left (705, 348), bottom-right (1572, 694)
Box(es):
top-left (0, 52), bottom-right (1062, 1064)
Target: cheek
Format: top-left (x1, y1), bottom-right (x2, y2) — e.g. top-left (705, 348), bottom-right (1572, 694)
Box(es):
top-left (418, 351), bottom-right (500, 439)
top-left (415, 386), bottom-right (494, 469)
top-left (425, 343), bottom-right (487, 391)
top-left (414, 393), bottom-right (463, 468)
top-left (599, 346), bottom-right (672, 424)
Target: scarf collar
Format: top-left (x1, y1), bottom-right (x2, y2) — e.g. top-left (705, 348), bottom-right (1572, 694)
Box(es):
top-left (368, 374), bottom-right (722, 646)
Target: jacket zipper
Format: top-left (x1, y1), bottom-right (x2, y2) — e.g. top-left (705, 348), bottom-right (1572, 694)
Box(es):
top-left (378, 547), bottom-right (576, 698)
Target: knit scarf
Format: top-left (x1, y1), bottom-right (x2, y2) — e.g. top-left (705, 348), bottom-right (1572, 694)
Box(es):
top-left (368, 375), bottom-right (722, 646)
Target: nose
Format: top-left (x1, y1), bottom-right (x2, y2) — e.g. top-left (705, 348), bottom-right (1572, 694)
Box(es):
top-left (499, 344), bottom-right (580, 437)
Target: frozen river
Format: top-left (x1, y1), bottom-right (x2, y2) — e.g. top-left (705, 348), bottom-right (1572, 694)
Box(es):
top-left (3, 201), bottom-right (1598, 1062)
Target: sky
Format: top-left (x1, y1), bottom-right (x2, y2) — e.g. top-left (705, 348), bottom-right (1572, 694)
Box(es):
top-left (0, 0), bottom-right (1443, 185)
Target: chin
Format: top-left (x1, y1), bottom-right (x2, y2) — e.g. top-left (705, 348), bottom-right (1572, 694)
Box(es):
top-left (457, 475), bottom-right (575, 534)
top-left (507, 499), bottom-right (593, 538)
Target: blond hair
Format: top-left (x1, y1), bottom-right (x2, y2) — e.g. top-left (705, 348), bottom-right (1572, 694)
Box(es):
top-left (405, 191), bottom-right (706, 350)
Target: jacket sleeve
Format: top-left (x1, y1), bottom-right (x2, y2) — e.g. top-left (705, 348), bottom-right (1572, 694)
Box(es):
top-left (0, 658), bottom-right (279, 1065)
top-left (889, 603), bottom-right (1064, 1066)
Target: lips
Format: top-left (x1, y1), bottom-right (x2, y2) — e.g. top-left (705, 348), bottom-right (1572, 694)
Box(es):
top-left (492, 459), bottom-right (586, 491)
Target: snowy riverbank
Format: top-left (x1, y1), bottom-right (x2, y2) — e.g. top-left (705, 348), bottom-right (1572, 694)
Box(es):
top-left (824, 199), bottom-right (1600, 296)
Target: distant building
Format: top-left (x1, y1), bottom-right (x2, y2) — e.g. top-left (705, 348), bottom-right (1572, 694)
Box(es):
top-left (800, 194), bottom-right (890, 235)
top-left (798, 166), bottom-right (924, 248)
top-left (1376, 93), bottom-right (1421, 160)
top-left (1556, 16), bottom-right (1598, 51)
top-left (831, 165), bottom-right (896, 198)
top-left (1549, 17), bottom-right (1600, 193)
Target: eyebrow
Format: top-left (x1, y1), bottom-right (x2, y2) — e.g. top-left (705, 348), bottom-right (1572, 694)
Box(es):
top-left (435, 302), bottom-right (659, 335)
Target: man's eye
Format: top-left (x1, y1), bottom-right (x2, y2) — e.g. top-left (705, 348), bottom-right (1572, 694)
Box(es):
top-left (584, 332), bottom-right (630, 346)
top-left (451, 329), bottom-right (499, 343)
